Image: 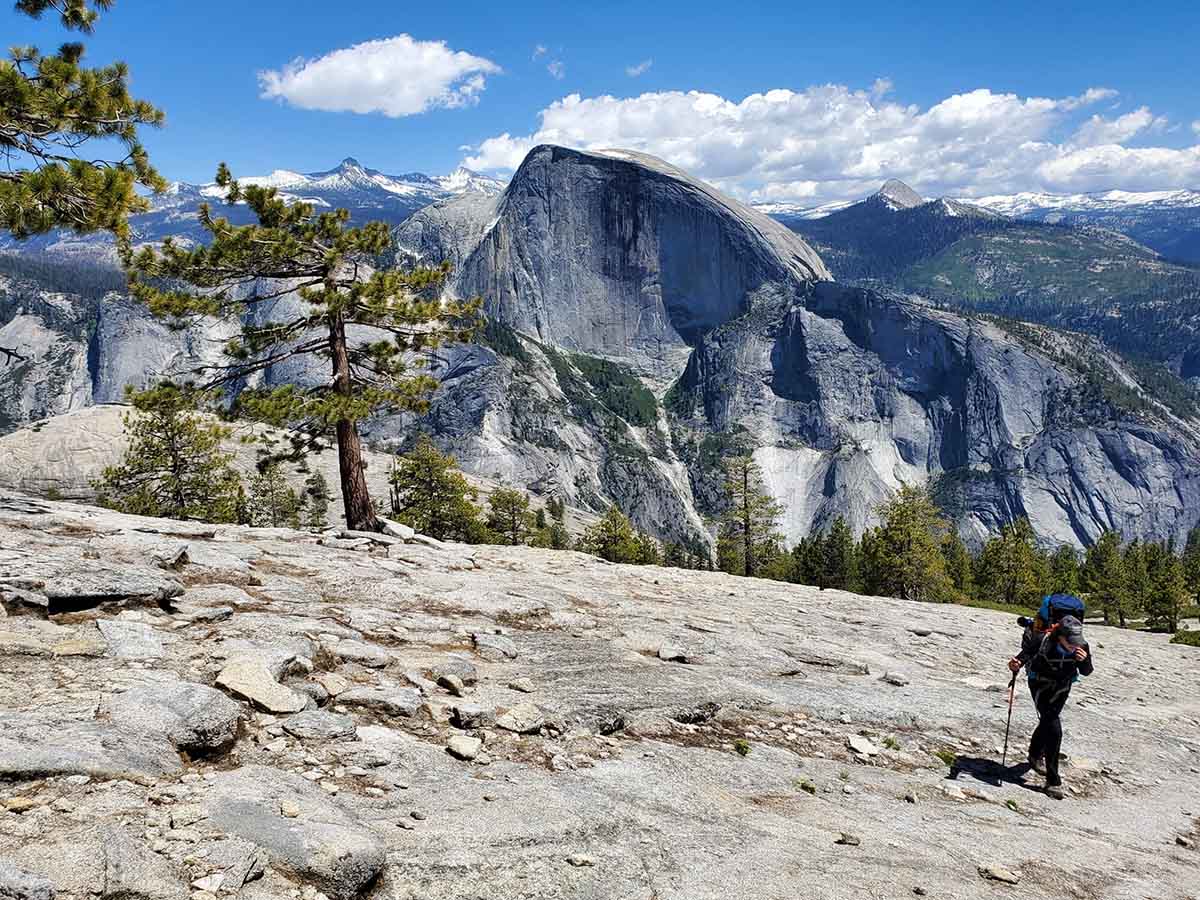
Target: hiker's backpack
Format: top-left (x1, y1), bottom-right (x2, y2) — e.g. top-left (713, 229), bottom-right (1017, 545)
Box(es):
top-left (1039, 594), bottom-right (1085, 624)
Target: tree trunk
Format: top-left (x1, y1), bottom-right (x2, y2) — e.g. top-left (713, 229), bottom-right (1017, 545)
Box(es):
top-left (329, 312), bottom-right (378, 531)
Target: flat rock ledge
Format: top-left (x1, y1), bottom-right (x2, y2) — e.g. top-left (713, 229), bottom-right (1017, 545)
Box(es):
top-left (0, 492), bottom-right (1197, 900)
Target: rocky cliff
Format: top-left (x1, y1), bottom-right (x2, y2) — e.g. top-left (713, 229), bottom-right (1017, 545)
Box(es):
top-left (0, 493), bottom-right (1197, 899)
top-left (4, 145), bottom-right (1200, 548)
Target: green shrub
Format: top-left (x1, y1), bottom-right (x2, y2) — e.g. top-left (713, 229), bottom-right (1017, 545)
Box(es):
top-left (933, 749), bottom-right (957, 767)
top-left (1170, 629), bottom-right (1200, 647)
top-left (733, 739), bottom-right (751, 757)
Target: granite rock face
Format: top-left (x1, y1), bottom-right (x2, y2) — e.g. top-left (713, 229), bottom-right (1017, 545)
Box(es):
top-left (398, 146), bottom-right (1200, 548)
top-left (5, 145), bottom-right (1200, 547)
top-left (0, 494), bottom-right (1197, 899)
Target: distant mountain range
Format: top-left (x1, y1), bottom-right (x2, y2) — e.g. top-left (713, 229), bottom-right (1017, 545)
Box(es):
top-left (0, 158), bottom-right (505, 262)
top-left (772, 180), bottom-right (1200, 376)
top-left (760, 185), bottom-right (1200, 264)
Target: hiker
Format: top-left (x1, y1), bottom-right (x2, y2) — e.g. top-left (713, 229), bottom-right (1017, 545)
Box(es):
top-left (1007, 606), bottom-right (1093, 799)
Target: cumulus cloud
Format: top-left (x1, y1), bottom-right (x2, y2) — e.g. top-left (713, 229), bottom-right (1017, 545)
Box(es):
top-left (1072, 107), bottom-right (1165, 147)
top-left (626, 59), bottom-right (653, 77)
top-left (463, 84), bottom-right (1200, 202)
top-left (547, 60), bottom-right (565, 80)
top-left (259, 34), bottom-right (500, 118)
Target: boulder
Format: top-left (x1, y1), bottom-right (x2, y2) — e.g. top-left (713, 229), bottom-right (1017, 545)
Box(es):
top-left (472, 632), bottom-right (517, 661)
top-left (100, 679), bottom-right (243, 753)
top-left (204, 766), bottom-right (385, 900)
top-left (332, 640), bottom-right (390, 669)
top-left (338, 687), bottom-right (421, 718)
top-left (282, 710), bottom-right (357, 742)
top-left (96, 618), bottom-right (165, 659)
top-left (216, 657), bottom-right (307, 714)
top-left (0, 860), bottom-right (54, 900)
top-left (446, 735), bottom-right (483, 761)
top-left (496, 702), bottom-right (544, 735)
top-left (450, 704), bottom-right (495, 730)
top-left (0, 715), bottom-right (181, 781)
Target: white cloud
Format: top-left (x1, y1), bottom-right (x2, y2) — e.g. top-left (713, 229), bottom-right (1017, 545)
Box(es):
top-left (259, 34), bottom-right (500, 118)
top-left (1193, 120), bottom-right (1200, 135)
top-left (626, 59), bottom-right (653, 78)
top-left (532, 44), bottom-right (547, 59)
top-left (464, 84), bottom-right (1200, 202)
top-left (1072, 107), bottom-right (1165, 147)
top-left (547, 60), bottom-right (565, 80)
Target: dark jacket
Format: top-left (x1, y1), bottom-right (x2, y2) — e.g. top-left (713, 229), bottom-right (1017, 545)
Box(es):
top-left (1016, 625), bottom-right (1095, 684)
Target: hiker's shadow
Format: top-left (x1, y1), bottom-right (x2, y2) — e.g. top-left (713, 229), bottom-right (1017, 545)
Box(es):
top-left (949, 756), bottom-right (1045, 794)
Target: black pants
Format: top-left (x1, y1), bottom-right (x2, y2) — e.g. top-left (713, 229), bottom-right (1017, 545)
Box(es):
top-left (1028, 678), bottom-right (1071, 785)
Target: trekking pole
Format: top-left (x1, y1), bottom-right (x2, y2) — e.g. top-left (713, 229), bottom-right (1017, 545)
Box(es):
top-left (1001, 667), bottom-right (1020, 767)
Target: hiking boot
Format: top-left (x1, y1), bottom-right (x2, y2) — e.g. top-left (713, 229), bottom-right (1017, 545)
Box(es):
top-left (1028, 753), bottom-right (1046, 776)
top-left (1045, 782), bottom-right (1065, 800)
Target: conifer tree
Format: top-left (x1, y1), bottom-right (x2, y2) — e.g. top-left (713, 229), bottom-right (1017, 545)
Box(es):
top-left (974, 518), bottom-right (1048, 608)
top-left (860, 485), bottom-right (955, 603)
top-left (2, 0), bottom-right (164, 241)
top-left (1146, 541), bottom-right (1189, 633)
top-left (1122, 540), bottom-right (1151, 625)
top-left (1183, 527), bottom-right (1200, 598)
top-left (822, 517), bottom-right (859, 591)
top-left (941, 531), bottom-right (975, 601)
top-left (788, 533), bottom-right (825, 586)
top-left (580, 506), bottom-right (642, 563)
top-left (2, 0), bottom-right (163, 363)
top-left (247, 461), bottom-right (302, 528)
top-left (1047, 545), bottom-right (1081, 595)
top-left (93, 384), bottom-right (242, 523)
top-left (1082, 530), bottom-right (1128, 626)
top-left (124, 169), bottom-right (479, 532)
top-left (302, 472), bottom-right (331, 531)
top-left (487, 488), bottom-right (534, 546)
top-left (386, 435), bottom-right (484, 542)
top-left (718, 454), bottom-right (784, 578)
top-left (632, 532), bottom-right (662, 566)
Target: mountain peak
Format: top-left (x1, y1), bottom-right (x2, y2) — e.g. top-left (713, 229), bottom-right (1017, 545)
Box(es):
top-left (338, 157), bottom-right (363, 169)
top-left (875, 179), bottom-right (923, 210)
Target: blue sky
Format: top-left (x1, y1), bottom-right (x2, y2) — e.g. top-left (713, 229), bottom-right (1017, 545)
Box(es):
top-left (10, 0), bottom-right (1200, 202)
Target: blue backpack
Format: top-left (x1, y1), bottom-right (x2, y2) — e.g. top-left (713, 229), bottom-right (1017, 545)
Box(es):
top-left (1039, 594), bottom-right (1085, 624)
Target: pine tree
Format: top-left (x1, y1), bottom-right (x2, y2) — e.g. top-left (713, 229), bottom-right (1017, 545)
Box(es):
top-left (1047, 545), bottom-right (1081, 595)
top-left (1082, 530), bottom-right (1128, 626)
top-left (487, 488), bottom-right (534, 546)
top-left (124, 169), bottom-right (479, 531)
top-left (2, 0), bottom-right (163, 241)
top-left (718, 454), bottom-right (784, 578)
top-left (302, 472), bottom-right (331, 531)
top-left (822, 517), bottom-right (859, 591)
top-left (632, 532), bottom-right (662, 566)
top-left (788, 534), bottom-right (825, 586)
top-left (974, 518), bottom-right (1048, 608)
top-left (247, 461), bottom-right (302, 528)
top-left (861, 485), bottom-right (955, 603)
top-left (580, 506), bottom-right (641, 563)
top-left (1146, 541), bottom-right (1189, 633)
top-left (1183, 527), bottom-right (1200, 598)
top-left (1122, 540), bottom-right (1151, 625)
top-left (387, 436), bottom-right (484, 542)
top-left (93, 384), bottom-right (242, 523)
top-left (941, 531), bottom-right (975, 601)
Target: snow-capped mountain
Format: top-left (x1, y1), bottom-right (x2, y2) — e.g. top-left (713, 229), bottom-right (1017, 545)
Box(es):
top-left (965, 188), bottom-right (1200, 217)
top-left (0, 159), bottom-right (507, 262)
top-left (959, 188), bottom-right (1200, 263)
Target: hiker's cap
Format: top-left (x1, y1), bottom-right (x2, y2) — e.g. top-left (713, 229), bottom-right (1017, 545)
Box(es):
top-left (1058, 615), bottom-right (1084, 645)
